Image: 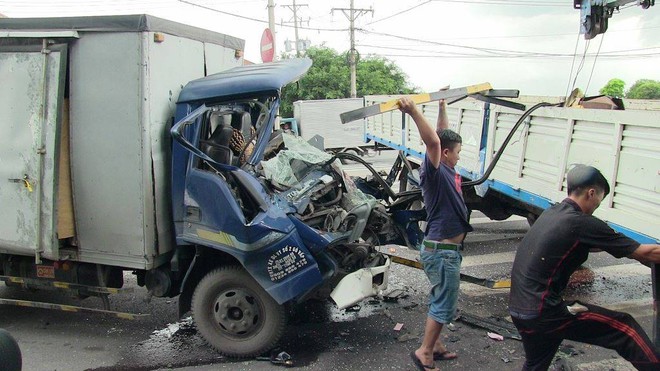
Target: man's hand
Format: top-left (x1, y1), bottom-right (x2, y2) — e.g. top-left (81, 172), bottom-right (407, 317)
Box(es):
top-left (397, 97), bottom-right (419, 115)
top-left (397, 96), bottom-right (441, 167)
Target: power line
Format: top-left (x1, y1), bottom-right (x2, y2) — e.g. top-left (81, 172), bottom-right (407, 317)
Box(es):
top-left (366, 0), bottom-right (431, 25)
top-left (281, 1), bottom-right (308, 57)
top-left (357, 29), bottom-right (563, 57)
top-left (410, 26), bottom-right (660, 41)
top-left (178, 0), bottom-right (267, 23)
top-left (431, 0), bottom-right (565, 6)
top-left (369, 52), bottom-right (660, 59)
top-left (358, 28), bottom-right (660, 58)
top-left (333, 0), bottom-right (373, 98)
top-left (178, 0), bottom-right (348, 32)
top-left (358, 42), bottom-right (660, 57)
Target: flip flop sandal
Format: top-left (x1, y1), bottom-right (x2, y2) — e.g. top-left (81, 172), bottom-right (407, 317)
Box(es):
top-left (433, 350), bottom-right (458, 361)
top-left (410, 351), bottom-right (437, 371)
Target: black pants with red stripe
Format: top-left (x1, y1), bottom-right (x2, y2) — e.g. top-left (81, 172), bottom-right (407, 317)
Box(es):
top-left (511, 302), bottom-right (660, 371)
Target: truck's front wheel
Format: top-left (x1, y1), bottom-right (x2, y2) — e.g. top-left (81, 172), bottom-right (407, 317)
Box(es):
top-left (191, 266), bottom-right (285, 357)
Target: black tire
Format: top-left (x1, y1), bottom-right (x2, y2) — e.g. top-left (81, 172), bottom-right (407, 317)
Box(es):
top-left (0, 329), bottom-right (22, 371)
top-left (191, 266), bottom-right (286, 358)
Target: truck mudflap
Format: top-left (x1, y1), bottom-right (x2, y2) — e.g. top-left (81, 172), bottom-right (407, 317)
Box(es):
top-left (330, 256), bottom-right (391, 309)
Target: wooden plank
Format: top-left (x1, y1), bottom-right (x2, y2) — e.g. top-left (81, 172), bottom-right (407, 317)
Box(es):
top-left (57, 99), bottom-right (75, 239)
top-left (340, 83), bottom-right (493, 124)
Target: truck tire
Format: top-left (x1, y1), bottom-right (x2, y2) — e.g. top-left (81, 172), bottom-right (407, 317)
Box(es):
top-left (0, 329), bottom-right (22, 371)
top-left (191, 266), bottom-right (285, 358)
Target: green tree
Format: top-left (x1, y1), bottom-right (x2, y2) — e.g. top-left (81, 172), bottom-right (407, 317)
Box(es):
top-left (280, 47), bottom-right (416, 117)
top-left (626, 79), bottom-right (660, 99)
top-left (599, 78), bottom-right (625, 97)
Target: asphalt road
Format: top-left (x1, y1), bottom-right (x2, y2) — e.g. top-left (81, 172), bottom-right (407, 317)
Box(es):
top-left (1, 214), bottom-right (656, 371)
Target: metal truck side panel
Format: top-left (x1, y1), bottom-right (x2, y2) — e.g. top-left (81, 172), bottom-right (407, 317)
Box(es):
top-left (485, 106), bottom-right (660, 241)
top-left (69, 32), bottom-right (149, 267)
top-left (144, 31), bottom-right (215, 260)
top-left (420, 100), bottom-right (485, 173)
top-left (0, 45), bottom-right (66, 260)
top-left (365, 95), bottom-right (400, 146)
top-left (204, 42), bottom-right (243, 75)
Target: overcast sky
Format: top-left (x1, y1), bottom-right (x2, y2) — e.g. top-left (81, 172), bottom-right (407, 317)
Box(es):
top-left (1, 0), bottom-right (659, 97)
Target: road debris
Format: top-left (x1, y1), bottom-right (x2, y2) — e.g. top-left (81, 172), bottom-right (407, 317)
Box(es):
top-left (397, 332), bottom-right (419, 342)
top-left (487, 332), bottom-right (504, 341)
top-left (256, 350), bottom-right (294, 367)
top-left (383, 289), bottom-right (406, 303)
top-left (458, 313), bottom-right (521, 340)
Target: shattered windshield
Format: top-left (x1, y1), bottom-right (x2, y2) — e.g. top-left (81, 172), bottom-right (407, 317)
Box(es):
top-left (260, 133), bottom-right (376, 209)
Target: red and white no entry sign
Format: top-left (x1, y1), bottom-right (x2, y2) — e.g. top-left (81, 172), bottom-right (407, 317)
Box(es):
top-left (260, 28), bottom-right (274, 63)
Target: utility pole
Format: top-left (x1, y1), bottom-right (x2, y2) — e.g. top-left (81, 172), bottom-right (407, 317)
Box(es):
top-left (281, 0), bottom-right (308, 57)
top-left (333, 0), bottom-right (372, 98)
top-left (267, 0), bottom-right (276, 58)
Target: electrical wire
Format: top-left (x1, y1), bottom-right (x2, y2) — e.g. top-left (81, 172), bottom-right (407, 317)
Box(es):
top-left (357, 42), bottom-right (660, 58)
top-left (364, 52), bottom-right (660, 60)
top-left (357, 29), bottom-right (660, 59)
top-left (366, 0), bottom-right (431, 25)
top-left (431, 0), bottom-right (565, 6)
top-left (357, 29), bottom-right (550, 56)
top-left (178, 0), bottom-right (349, 32)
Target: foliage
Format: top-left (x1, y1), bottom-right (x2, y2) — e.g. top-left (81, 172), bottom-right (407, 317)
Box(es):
top-left (599, 78), bottom-right (625, 98)
top-left (625, 79), bottom-right (660, 99)
top-left (280, 47), bottom-right (416, 117)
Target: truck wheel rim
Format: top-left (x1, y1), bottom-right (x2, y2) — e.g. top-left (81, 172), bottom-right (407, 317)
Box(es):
top-left (212, 288), bottom-right (262, 337)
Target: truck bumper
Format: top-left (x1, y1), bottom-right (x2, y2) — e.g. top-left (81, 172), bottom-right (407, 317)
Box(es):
top-left (330, 257), bottom-right (391, 309)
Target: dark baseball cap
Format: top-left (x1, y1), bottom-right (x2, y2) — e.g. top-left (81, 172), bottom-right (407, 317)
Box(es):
top-left (567, 165), bottom-right (610, 196)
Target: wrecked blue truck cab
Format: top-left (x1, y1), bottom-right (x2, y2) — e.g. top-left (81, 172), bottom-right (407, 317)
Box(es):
top-left (170, 59), bottom-right (390, 356)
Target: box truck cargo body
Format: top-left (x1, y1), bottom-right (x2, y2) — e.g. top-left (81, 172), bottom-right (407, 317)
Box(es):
top-left (0, 15), bottom-right (244, 268)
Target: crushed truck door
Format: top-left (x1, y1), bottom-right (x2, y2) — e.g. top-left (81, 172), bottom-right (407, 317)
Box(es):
top-left (0, 43), bottom-right (68, 261)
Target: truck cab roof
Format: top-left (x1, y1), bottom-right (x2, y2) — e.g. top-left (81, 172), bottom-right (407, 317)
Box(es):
top-left (177, 58), bottom-right (312, 103)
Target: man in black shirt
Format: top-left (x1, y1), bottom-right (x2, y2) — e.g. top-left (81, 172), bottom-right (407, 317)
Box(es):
top-left (509, 165), bottom-right (660, 371)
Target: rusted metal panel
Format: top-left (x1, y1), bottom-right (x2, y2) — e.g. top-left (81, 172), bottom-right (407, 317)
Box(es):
top-left (0, 45), bottom-right (65, 260)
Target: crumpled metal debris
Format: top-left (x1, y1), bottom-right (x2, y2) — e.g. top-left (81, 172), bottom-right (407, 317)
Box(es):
top-left (256, 350), bottom-right (294, 367)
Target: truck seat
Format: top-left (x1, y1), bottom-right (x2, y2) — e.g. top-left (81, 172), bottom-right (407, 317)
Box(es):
top-left (200, 113), bottom-right (234, 165)
top-left (231, 112), bottom-right (253, 140)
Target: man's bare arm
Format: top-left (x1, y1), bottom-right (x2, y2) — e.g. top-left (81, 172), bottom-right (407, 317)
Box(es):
top-left (398, 97), bottom-right (441, 168)
top-left (436, 86), bottom-right (450, 131)
top-left (437, 99), bottom-right (448, 131)
top-left (629, 244), bottom-right (660, 264)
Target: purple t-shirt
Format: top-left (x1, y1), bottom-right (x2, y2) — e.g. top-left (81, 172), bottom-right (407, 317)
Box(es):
top-left (419, 154), bottom-right (473, 241)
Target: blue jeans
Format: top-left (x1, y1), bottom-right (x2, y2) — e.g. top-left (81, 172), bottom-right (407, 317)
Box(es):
top-left (420, 248), bottom-right (462, 324)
